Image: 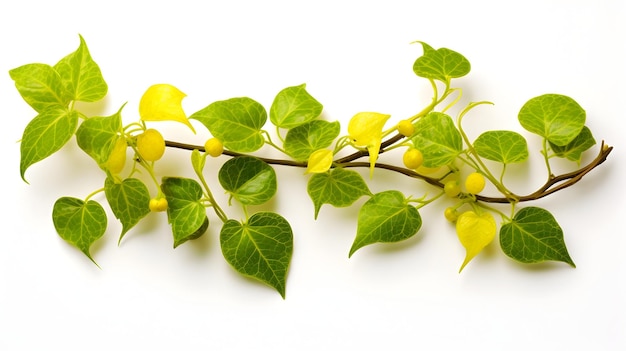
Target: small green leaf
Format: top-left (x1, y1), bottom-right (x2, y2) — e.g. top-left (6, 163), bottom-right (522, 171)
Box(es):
top-left (307, 167), bottom-right (371, 219)
top-left (411, 112), bottom-right (462, 167)
top-left (500, 207), bottom-right (575, 267)
top-left (20, 107), bottom-right (79, 181)
top-left (284, 120), bottom-right (340, 161)
top-left (518, 94), bottom-right (586, 146)
top-left (349, 190), bottom-right (422, 257)
top-left (104, 177), bottom-right (151, 244)
top-left (52, 197), bottom-right (107, 266)
top-left (413, 42), bottom-right (471, 82)
top-left (161, 177), bottom-right (209, 248)
top-left (474, 130), bottom-right (529, 164)
top-left (218, 156), bottom-right (277, 206)
top-left (190, 149), bottom-right (206, 175)
top-left (269, 84), bottom-right (323, 129)
top-left (190, 97), bottom-right (266, 152)
top-left (220, 212), bottom-right (293, 298)
top-left (53, 34), bottom-right (107, 102)
top-left (549, 126), bottom-right (596, 163)
top-left (9, 63), bottom-right (71, 112)
top-left (76, 105), bottom-right (123, 167)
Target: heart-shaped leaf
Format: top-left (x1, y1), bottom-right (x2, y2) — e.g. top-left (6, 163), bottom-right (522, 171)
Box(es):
top-left (411, 112), bottom-right (462, 167)
top-left (52, 197), bottom-right (107, 266)
top-left (474, 130), bottom-right (528, 164)
top-left (104, 177), bottom-right (151, 244)
top-left (269, 84), bottom-right (323, 129)
top-left (549, 126), bottom-right (596, 163)
top-left (307, 167), bottom-right (371, 219)
top-left (284, 120), bottom-right (340, 161)
top-left (220, 212), bottom-right (293, 298)
top-left (218, 156), bottom-right (277, 206)
top-left (413, 41), bottom-right (471, 82)
top-left (9, 63), bottom-right (71, 112)
top-left (190, 97), bottom-right (267, 152)
top-left (139, 84), bottom-right (196, 133)
top-left (518, 94), bottom-right (585, 146)
top-left (456, 211), bottom-right (497, 272)
top-left (500, 207), bottom-right (575, 267)
top-left (76, 105), bottom-right (123, 167)
top-left (53, 34), bottom-right (108, 103)
top-left (349, 191), bottom-right (422, 257)
top-left (161, 177), bottom-right (209, 248)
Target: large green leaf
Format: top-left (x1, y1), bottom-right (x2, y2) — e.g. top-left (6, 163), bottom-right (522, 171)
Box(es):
top-left (413, 41), bottom-right (471, 82)
top-left (104, 177), bottom-right (151, 243)
top-left (190, 97), bottom-right (266, 152)
top-left (52, 197), bottom-right (107, 266)
top-left (220, 212), bottom-right (293, 298)
top-left (411, 112), bottom-right (462, 167)
top-left (284, 120), bottom-right (340, 161)
top-left (474, 130), bottom-right (528, 164)
top-left (218, 156), bottom-right (277, 206)
top-left (349, 190), bottom-right (422, 257)
top-left (76, 106), bottom-right (123, 167)
top-left (20, 107), bottom-right (79, 181)
top-left (161, 177), bottom-right (209, 248)
top-left (518, 94), bottom-right (586, 146)
top-left (307, 167), bottom-right (371, 219)
top-left (53, 34), bottom-right (107, 102)
top-left (9, 63), bottom-right (71, 112)
top-left (549, 126), bottom-right (596, 163)
top-left (269, 84), bottom-right (323, 129)
top-left (500, 207), bottom-right (575, 267)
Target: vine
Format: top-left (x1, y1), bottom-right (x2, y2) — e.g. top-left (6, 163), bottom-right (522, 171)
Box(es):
top-left (11, 35), bottom-right (612, 298)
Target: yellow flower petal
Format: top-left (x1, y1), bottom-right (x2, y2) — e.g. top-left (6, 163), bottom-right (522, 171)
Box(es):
top-left (347, 112), bottom-right (390, 177)
top-left (139, 84), bottom-right (196, 133)
top-left (306, 149), bottom-right (333, 174)
top-left (456, 211), bottom-right (496, 272)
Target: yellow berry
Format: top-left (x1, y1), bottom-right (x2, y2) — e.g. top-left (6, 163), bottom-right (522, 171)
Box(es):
top-left (465, 172), bottom-right (486, 194)
top-left (105, 136), bottom-right (127, 174)
top-left (397, 119), bottom-right (415, 137)
top-left (136, 128), bottom-right (165, 161)
top-left (444, 207), bottom-right (458, 222)
top-left (204, 137), bottom-right (224, 157)
top-left (402, 148), bottom-right (424, 169)
top-left (444, 180), bottom-right (461, 197)
top-left (149, 197), bottom-right (168, 212)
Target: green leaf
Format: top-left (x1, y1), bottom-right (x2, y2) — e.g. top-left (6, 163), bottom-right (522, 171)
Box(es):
top-left (269, 84), bottom-right (323, 129)
top-left (218, 156), bottom-right (277, 206)
top-left (20, 107), bottom-right (79, 181)
top-left (307, 167), bottom-right (371, 219)
top-left (104, 177), bottom-right (151, 244)
top-left (411, 112), bottom-right (462, 167)
top-left (52, 197), bottom-right (107, 266)
top-left (284, 120), bottom-right (340, 161)
top-left (349, 190), bottom-right (422, 257)
top-left (76, 105), bottom-right (123, 167)
top-left (190, 97), bottom-right (266, 152)
top-left (518, 94), bottom-right (586, 146)
top-left (220, 212), bottom-right (293, 298)
top-left (549, 126), bottom-right (596, 163)
top-left (9, 63), bottom-right (71, 112)
top-left (474, 130), bottom-right (529, 163)
top-left (53, 35), bottom-right (107, 102)
top-left (161, 177), bottom-right (209, 248)
top-left (499, 207), bottom-right (575, 267)
top-left (413, 41), bottom-right (471, 82)
top-left (190, 148), bottom-right (206, 175)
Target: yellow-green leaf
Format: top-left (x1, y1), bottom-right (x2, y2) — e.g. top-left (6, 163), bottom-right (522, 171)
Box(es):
top-left (139, 84), bottom-right (195, 133)
top-left (306, 149), bottom-right (333, 174)
top-left (456, 211), bottom-right (496, 272)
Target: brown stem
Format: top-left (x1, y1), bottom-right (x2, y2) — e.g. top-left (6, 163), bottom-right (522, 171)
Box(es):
top-left (165, 139), bottom-right (613, 204)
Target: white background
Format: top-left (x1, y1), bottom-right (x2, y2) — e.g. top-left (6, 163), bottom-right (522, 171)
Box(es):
top-left (1, 1), bottom-right (624, 350)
